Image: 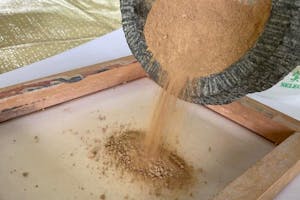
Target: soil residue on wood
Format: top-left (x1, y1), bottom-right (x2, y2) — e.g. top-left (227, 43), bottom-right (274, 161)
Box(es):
top-left (104, 131), bottom-right (194, 190)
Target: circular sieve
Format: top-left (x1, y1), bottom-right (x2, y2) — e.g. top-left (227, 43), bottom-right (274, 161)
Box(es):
top-left (120, 0), bottom-right (300, 105)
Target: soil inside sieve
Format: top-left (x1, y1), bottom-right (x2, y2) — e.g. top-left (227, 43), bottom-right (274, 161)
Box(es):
top-left (104, 131), bottom-right (194, 190)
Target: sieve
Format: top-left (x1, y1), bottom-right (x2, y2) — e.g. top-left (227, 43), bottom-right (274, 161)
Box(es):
top-left (120, 0), bottom-right (300, 105)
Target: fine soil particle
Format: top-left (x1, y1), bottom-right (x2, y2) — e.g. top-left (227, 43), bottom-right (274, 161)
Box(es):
top-left (88, 147), bottom-right (99, 159)
top-left (104, 131), bottom-right (194, 190)
top-left (34, 136), bottom-right (39, 143)
top-left (100, 194), bottom-right (106, 200)
top-left (98, 115), bottom-right (106, 121)
top-left (102, 127), bottom-right (108, 133)
top-left (10, 169), bottom-right (17, 174)
top-left (22, 172), bottom-right (29, 177)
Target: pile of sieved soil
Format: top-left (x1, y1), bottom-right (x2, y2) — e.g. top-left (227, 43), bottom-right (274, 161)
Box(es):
top-left (104, 131), bottom-right (194, 190)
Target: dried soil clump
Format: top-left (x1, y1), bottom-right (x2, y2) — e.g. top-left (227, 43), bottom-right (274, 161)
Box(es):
top-left (105, 131), bottom-right (194, 190)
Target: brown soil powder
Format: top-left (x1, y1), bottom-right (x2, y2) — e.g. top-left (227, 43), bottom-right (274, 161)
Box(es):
top-left (103, 0), bottom-right (272, 192)
top-left (144, 0), bottom-right (271, 77)
top-left (144, 77), bottom-right (186, 156)
top-left (143, 0), bottom-right (271, 155)
top-left (105, 131), bottom-right (193, 190)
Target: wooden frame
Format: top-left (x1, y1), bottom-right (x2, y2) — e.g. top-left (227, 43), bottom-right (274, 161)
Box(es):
top-left (1, 56), bottom-right (297, 143)
top-left (214, 132), bottom-right (300, 200)
top-left (0, 56), bottom-right (146, 122)
top-left (1, 56), bottom-right (300, 200)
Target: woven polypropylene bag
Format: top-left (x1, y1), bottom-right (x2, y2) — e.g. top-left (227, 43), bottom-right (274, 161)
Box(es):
top-left (120, 0), bottom-right (300, 105)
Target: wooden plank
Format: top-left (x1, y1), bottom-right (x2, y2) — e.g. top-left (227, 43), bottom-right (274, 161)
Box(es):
top-left (258, 160), bottom-right (300, 200)
top-left (213, 133), bottom-right (300, 200)
top-left (240, 97), bottom-right (300, 132)
top-left (0, 56), bottom-right (140, 97)
top-left (0, 56), bottom-right (147, 122)
top-left (207, 101), bottom-right (295, 144)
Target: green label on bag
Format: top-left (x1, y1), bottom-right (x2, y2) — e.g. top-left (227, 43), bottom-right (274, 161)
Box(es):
top-left (280, 66), bottom-right (300, 89)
